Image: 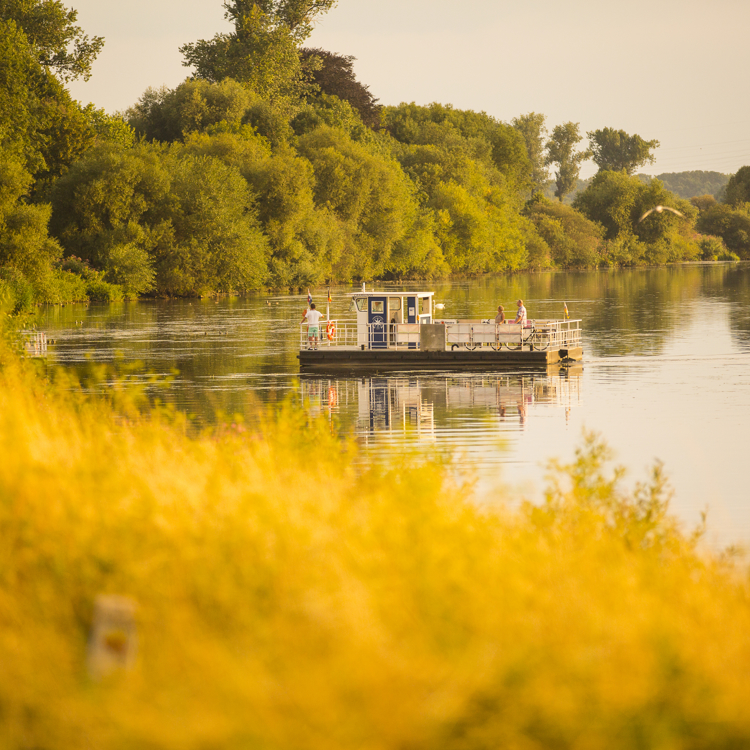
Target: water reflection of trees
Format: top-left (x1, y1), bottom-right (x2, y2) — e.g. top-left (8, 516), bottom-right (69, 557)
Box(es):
top-left (41, 297), bottom-right (304, 423)
top-left (722, 265), bottom-right (750, 351)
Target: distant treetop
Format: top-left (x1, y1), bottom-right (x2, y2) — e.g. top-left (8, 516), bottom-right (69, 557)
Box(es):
top-left (587, 127), bottom-right (659, 176)
top-left (0, 0), bottom-right (104, 81)
top-left (300, 48), bottom-right (381, 128)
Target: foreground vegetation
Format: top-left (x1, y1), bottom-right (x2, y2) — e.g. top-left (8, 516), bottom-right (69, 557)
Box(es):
top-left (2, 0), bottom-right (749, 309)
top-left (1, 335), bottom-right (750, 748)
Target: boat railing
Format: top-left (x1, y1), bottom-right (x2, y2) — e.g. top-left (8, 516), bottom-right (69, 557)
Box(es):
top-left (438, 319), bottom-right (581, 352)
top-left (300, 320), bottom-right (357, 349)
top-left (300, 319), bottom-right (582, 352)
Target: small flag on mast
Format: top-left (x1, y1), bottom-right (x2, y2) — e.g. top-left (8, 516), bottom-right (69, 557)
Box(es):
top-left (564, 301), bottom-right (569, 319)
top-left (327, 287), bottom-right (332, 303)
top-left (307, 288), bottom-right (313, 307)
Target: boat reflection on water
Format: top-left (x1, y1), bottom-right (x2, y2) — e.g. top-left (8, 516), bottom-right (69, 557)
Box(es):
top-left (300, 366), bottom-right (583, 455)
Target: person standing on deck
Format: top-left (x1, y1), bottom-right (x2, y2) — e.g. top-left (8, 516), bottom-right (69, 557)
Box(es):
top-left (495, 305), bottom-right (506, 324)
top-left (513, 299), bottom-right (527, 325)
top-left (301, 303), bottom-right (324, 349)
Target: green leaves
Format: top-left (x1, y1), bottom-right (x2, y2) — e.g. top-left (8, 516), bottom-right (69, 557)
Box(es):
top-left (511, 112), bottom-right (549, 196)
top-left (127, 79), bottom-right (256, 143)
top-left (526, 198), bottom-right (604, 268)
top-left (724, 166), bottom-right (750, 207)
top-left (574, 172), bottom-right (699, 265)
top-left (49, 143), bottom-right (270, 296)
top-left (0, 154), bottom-right (62, 288)
top-left (545, 122), bottom-right (590, 202)
top-left (587, 127), bottom-right (660, 176)
top-left (180, 0), bottom-right (337, 102)
top-left (0, 0), bottom-right (104, 82)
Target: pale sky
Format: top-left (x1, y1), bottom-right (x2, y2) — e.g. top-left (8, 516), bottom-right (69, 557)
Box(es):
top-left (67, 0), bottom-right (750, 178)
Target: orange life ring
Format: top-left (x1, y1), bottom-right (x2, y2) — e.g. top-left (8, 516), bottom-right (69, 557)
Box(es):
top-left (326, 321), bottom-right (336, 341)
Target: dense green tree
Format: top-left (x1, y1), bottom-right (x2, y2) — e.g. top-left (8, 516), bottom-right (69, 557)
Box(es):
top-left (297, 126), bottom-right (432, 279)
top-left (545, 122), bottom-right (589, 202)
top-left (430, 180), bottom-right (529, 273)
top-left (383, 106), bottom-right (540, 273)
top-left (49, 143), bottom-right (171, 264)
top-left (397, 141), bottom-right (496, 199)
top-left (690, 194), bottom-right (717, 212)
top-left (631, 178), bottom-right (698, 263)
top-left (574, 171), bottom-right (698, 264)
top-left (182, 131), bottom-right (342, 285)
top-left (50, 142), bottom-right (269, 295)
top-left (0, 18), bottom-right (106, 183)
top-left (291, 92), bottom-right (371, 141)
top-left (127, 78), bottom-right (255, 143)
top-left (697, 235), bottom-right (736, 261)
top-left (0, 19), bottom-right (46, 170)
top-left (511, 112), bottom-right (548, 196)
top-left (387, 210), bottom-right (448, 279)
top-left (0, 153), bottom-right (61, 281)
top-left (724, 166), bottom-right (750, 207)
top-left (162, 154), bottom-right (268, 293)
top-left (392, 133), bottom-right (535, 273)
top-left (526, 198), bottom-right (603, 268)
top-left (382, 102), bottom-right (531, 189)
top-left (696, 203), bottom-right (750, 259)
top-left (587, 127), bottom-right (659, 175)
top-left (574, 170), bottom-right (641, 240)
top-left (0, 0), bottom-right (103, 81)
top-left (300, 48), bottom-right (380, 128)
top-left (180, 0), bottom-right (336, 101)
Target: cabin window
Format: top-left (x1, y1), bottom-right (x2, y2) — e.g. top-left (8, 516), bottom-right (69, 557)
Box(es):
top-left (355, 298), bottom-right (367, 312)
top-left (371, 300), bottom-right (385, 314)
top-left (389, 297), bottom-right (402, 311)
top-left (420, 297), bottom-right (431, 314)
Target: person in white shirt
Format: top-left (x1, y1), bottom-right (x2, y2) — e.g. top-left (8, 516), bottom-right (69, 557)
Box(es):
top-left (513, 299), bottom-right (527, 325)
top-left (301, 303), bottom-right (324, 349)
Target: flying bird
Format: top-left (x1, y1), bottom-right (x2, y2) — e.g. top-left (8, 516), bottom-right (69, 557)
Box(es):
top-left (638, 205), bottom-right (684, 223)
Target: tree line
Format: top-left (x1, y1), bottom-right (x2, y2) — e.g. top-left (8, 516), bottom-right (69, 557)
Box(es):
top-left (2, 0), bottom-right (749, 311)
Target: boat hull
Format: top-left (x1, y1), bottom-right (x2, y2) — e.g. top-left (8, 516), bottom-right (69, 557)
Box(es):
top-left (298, 346), bottom-right (583, 371)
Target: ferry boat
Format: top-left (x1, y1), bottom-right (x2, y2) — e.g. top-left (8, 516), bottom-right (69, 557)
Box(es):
top-left (298, 288), bottom-right (583, 371)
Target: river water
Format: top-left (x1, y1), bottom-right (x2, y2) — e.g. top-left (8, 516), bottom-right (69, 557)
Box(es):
top-left (39, 264), bottom-right (750, 547)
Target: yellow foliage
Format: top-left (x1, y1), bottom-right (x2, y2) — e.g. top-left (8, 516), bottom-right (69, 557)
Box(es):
top-left (1, 347), bottom-right (749, 749)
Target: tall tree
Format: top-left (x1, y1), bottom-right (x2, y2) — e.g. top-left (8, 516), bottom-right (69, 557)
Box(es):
top-left (0, 18), bottom-right (95, 180)
top-left (545, 122), bottom-right (589, 202)
top-left (0, 0), bottom-right (103, 81)
top-left (587, 127), bottom-right (659, 175)
top-left (180, 0), bottom-right (337, 101)
top-left (300, 48), bottom-right (380, 128)
top-left (511, 112), bottom-right (548, 195)
top-left (724, 166), bottom-right (750, 206)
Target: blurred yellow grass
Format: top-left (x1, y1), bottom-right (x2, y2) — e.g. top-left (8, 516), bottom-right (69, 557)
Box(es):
top-left (1, 348), bottom-right (750, 750)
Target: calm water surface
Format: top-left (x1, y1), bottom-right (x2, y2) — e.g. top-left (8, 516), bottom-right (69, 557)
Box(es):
top-left (40, 265), bottom-right (750, 546)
